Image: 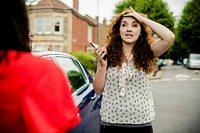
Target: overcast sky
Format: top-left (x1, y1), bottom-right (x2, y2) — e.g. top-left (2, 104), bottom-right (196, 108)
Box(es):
top-left (61, 0), bottom-right (189, 24)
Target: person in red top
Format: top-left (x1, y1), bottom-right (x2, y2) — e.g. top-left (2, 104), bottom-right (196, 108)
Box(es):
top-left (0, 0), bottom-right (81, 132)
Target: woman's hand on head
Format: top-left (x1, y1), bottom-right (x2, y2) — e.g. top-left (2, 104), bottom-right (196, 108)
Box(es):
top-left (124, 7), bottom-right (144, 22)
top-left (94, 46), bottom-right (107, 67)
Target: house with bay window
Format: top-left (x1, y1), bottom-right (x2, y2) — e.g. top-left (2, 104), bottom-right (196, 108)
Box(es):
top-left (26, 0), bottom-right (97, 53)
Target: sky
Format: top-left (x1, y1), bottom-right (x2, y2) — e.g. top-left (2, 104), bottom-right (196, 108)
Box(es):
top-left (61, 0), bottom-right (189, 24)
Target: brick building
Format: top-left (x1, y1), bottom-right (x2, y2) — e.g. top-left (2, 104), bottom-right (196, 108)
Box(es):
top-left (26, 0), bottom-right (98, 53)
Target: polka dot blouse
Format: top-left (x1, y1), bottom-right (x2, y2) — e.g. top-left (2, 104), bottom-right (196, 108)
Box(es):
top-left (100, 58), bottom-right (155, 124)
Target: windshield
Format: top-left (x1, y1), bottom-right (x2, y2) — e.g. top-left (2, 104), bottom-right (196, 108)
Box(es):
top-left (190, 54), bottom-right (200, 60)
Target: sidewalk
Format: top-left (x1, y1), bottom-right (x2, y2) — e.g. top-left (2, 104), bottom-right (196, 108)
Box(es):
top-left (149, 70), bottom-right (163, 80)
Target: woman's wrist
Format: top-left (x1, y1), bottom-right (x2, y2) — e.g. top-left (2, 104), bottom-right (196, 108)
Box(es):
top-left (98, 64), bottom-right (107, 70)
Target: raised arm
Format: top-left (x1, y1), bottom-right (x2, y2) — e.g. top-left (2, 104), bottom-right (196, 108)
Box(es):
top-left (93, 47), bottom-right (107, 94)
top-left (127, 7), bottom-right (175, 57)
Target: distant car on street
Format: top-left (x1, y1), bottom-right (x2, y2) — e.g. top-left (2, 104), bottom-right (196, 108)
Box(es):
top-left (183, 58), bottom-right (188, 66)
top-left (186, 53), bottom-right (200, 69)
top-left (156, 58), bottom-right (164, 70)
top-left (176, 60), bottom-right (183, 65)
top-left (33, 51), bottom-right (101, 133)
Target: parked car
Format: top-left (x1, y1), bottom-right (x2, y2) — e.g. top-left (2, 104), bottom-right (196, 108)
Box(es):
top-left (186, 53), bottom-right (200, 69)
top-left (33, 51), bottom-right (101, 133)
top-left (176, 59), bottom-right (183, 65)
top-left (183, 58), bottom-right (188, 66)
top-left (156, 58), bottom-right (163, 70)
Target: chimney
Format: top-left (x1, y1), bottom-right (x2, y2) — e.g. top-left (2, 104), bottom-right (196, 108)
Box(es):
top-left (95, 16), bottom-right (99, 25)
top-left (103, 17), bottom-right (107, 25)
top-left (73, 0), bottom-right (79, 12)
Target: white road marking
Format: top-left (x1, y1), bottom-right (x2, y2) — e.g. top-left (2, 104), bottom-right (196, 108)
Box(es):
top-left (150, 79), bottom-right (160, 82)
top-left (192, 78), bottom-right (200, 81)
top-left (175, 73), bottom-right (190, 78)
top-left (151, 72), bottom-right (200, 82)
top-left (176, 79), bottom-right (188, 81)
top-left (161, 78), bottom-right (172, 81)
top-left (151, 78), bottom-right (200, 82)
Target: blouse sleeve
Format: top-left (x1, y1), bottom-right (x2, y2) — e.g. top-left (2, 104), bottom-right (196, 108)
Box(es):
top-left (22, 61), bottom-right (81, 133)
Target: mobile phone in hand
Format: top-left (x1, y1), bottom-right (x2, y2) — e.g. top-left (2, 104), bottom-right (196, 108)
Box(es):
top-left (90, 42), bottom-right (99, 49)
top-left (89, 42), bottom-right (108, 59)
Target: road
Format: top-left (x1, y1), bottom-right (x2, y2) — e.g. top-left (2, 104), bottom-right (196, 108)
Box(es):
top-left (151, 65), bottom-right (200, 133)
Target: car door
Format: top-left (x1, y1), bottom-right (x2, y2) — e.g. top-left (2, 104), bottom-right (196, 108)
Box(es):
top-left (52, 55), bottom-right (101, 133)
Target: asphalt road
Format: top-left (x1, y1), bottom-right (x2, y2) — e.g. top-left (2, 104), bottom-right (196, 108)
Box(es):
top-left (150, 65), bottom-right (200, 133)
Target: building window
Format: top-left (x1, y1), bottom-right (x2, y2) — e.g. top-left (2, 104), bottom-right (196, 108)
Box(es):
top-left (87, 26), bottom-right (92, 42)
top-left (54, 45), bottom-right (61, 51)
top-left (30, 17), bottom-right (34, 34)
top-left (35, 16), bottom-right (42, 34)
top-left (43, 45), bottom-right (49, 51)
top-left (55, 16), bottom-right (62, 34)
top-left (44, 16), bottom-right (52, 34)
top-left (34, 45), bottom-right (42, 51)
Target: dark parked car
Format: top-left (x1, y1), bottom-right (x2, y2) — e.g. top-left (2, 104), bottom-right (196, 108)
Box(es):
top-left (33, 51), bottom-right (101, 133)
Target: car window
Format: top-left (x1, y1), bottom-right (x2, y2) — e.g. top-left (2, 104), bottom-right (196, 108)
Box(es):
top-left (55, 56), bottom-right (87, 91)
top-left (190, 54), bottom-right (200, 60)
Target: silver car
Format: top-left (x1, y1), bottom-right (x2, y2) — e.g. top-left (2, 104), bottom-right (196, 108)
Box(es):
top-left (186, 53), bottom-right (200, 69)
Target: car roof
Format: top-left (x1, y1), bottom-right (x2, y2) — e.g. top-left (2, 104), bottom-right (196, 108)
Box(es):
top-left (32, 51), bottom-right (74, 58)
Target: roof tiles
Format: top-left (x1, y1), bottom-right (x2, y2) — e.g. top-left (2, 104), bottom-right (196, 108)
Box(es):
top-left (30, 0), bottom-right (70, 10)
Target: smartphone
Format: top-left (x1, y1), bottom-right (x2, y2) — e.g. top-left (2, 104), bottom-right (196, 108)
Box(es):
top-left (90, 42), bottom-right (108, 59)
top-left (90, 42), bottom-right (99, 49)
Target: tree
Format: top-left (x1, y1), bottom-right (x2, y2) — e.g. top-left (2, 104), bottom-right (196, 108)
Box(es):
top-left (169, 0), bottom-right (200, 61)
top-left (114, 0), bottom-right (175, 58)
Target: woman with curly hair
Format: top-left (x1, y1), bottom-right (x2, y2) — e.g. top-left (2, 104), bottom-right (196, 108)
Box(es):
top-left (93, 7), bottom-right (174, 133)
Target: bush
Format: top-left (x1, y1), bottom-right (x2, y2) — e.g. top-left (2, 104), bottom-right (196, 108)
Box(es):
top-left (70, 51), bottom-right (97, 77)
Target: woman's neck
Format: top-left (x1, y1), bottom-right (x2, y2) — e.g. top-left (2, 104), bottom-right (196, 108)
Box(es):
top-left (122, 45), bottom-right (133, 63)
top-left (123, 44), bottom-right (133, 59)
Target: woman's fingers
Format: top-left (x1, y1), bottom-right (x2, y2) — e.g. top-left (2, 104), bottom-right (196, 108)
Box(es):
top-left (95, 47), bottom-right (107, 61)
top-left (129, 6), bottom-right (135, 13)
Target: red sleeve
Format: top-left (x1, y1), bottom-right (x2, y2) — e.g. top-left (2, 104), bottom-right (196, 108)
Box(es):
top-left (22, 61), bottom-right (81, 133)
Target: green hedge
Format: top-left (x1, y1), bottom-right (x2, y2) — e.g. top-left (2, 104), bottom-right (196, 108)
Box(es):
top-left (70, 51), bottom-right (97, 77)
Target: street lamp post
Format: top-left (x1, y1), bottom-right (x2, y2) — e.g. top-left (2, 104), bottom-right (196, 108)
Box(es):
top-left (97, 0), bottom-right (99, 44)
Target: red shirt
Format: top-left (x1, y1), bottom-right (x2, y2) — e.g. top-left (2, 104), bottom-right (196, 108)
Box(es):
top-left (0, 51), bottom-right (81, 133)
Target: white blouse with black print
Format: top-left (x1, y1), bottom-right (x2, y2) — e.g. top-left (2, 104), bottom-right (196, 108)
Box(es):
top-left (100, 56), bottom-right (155, 124)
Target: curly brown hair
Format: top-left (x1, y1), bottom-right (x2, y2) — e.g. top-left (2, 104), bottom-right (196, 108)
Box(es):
top-left (105, 10), bottom-right (157, 74)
